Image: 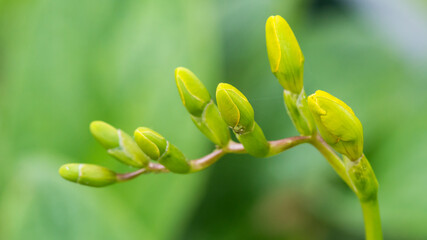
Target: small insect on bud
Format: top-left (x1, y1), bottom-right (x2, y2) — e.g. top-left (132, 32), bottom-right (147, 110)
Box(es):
top-left (216, 83), bottom-right (255, 134)
top-left (90, 121), bottom-right (149, 168)
top-left (266, 15), bottom-right (304, 94)
top-left (175, 67), bottom-right (211, 117)
top-left (59, 163), bottom-right (117, 187)
top-left (134, 127), bottom-right (167, 160)
top-left (308, 90), bottom-right (364, 160)
top-left (236, 123), bottom-right (270, 157)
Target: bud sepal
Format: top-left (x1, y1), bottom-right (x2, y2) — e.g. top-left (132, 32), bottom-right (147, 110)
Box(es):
top-left (191, 101), bottom-right (230, 147)
top-left (345, 155), bottom-right (378, 201)
top-left (283, 89), bottom-right (315, 136)
top-left (236, 123), bottom-right (270, 157)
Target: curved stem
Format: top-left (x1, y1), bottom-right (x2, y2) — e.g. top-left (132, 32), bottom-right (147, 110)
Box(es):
top-left (268, 135), bottom-right (311, 156)
top-left (360, 196), bottom-right (383, 240)
top-left (310, 134), bottom-right (355, 192)
top-left (189, 149), bottom-right (227, 172)
top-left (116, 162), bottom-right (167, 182)
top-left (116, 136), bottom-right (311, 181)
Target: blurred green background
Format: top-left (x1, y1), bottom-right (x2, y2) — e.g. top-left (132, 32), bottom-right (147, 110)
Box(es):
top-left (1, 0), bottom-right (426, 239)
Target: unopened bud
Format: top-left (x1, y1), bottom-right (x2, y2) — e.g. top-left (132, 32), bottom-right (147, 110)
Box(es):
top-left (134, 127), bottom-right (167, 160)
top-left (266, 15), bottom-right (304, 94)
top-left (216, 83), bottom-right (255, 134)
top-left (59, 163), bottom-right (117, 187)
top-left (308, 90), bottom-right (363, 160)
top-left (175, 67), bottom-right (211, 117)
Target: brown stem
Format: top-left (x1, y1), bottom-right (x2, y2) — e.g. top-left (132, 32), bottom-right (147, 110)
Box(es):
top-left (116, 136), bottom-right (311, 182)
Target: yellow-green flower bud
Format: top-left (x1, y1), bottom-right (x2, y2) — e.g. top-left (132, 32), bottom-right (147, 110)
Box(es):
top-left (191, 102), bottom-right (231, 147)
top-left (90, 121), bottom-right (119, 149)
top-left (216, 83), bottom-right (255, 134)
top-left (158, 143), bottom-right (190, 173)
top-left (236, 123), bottom-right (270, 157)
top-left (134, 127), bottom-right (167, 160)
top-left (345, 155), bottom-right (378, 201)
top-left (175, 67), bottom-right (211, 117)
top-left (266, 15), bottom-right (304, 94)
top-left (308, 90), bottom-right (364, 160)
top-left (89, 121), bottom-right (149, 168)
top-left (59, 163), bottom-right (117, 187)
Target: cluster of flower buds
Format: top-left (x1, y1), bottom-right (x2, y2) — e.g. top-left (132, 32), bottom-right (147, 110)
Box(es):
top-left (59, 15), bottom-right (378, 204)
top-left (265, 15), bottom-right (378, 200)
top-left (59, 121), bottom-right (191, 187)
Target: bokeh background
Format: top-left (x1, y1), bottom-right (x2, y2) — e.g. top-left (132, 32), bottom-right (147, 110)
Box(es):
top-left (0, 0), bottom-right (426, 239)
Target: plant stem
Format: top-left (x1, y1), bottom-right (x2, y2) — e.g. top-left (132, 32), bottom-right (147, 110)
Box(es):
top-left (310, 134), bottom-right (355, 192)
top-left (117, 135), bottom-right (311, 181)
top-left (360, 196), bottom-right (383, 240)
top-left (267, 135), bottom-right (311, 156)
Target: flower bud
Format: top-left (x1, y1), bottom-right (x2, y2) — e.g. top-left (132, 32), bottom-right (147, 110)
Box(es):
top-left (134, 127), bottom-right (167, 160)
top-left (90, 121), bottom-right (149, 168)
top-left (90, 121), bottom-right (119, 149)
top-left (266, 15), bottom-right (304, 94)
top-left (308, 90), bottom-right (363, 160)
top-left (59, 163), bottom-right (117, 187)
top-left (345, 155), bottom-right (378, 201)
top-left (216, 83), bottom-right (255, 134)
top-left (175, 67), bottom-right (211, 117)
top-left (191, 102), bottom-right (230, 147)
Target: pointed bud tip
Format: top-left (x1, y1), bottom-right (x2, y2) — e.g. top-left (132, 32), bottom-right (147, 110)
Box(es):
top-left (216, 83), bottom-right (254, 133)
top-left (265, 15), bottom-right (304, 93)
top-left (89, 121), bottom-right (119, 149)
top-left (174, 67), bottom-right (211, 116)
top-left (134, 127), bottom-right (167, 160)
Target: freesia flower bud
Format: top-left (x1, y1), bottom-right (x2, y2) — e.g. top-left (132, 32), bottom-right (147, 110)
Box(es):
top-left (266, 15), bottom-right (304, 94)
top-left (134, 127), bottom-right (167, 160)
top-left (216, 83), bottom-right (255, 134)
top-left (175, 67), bottom-right (211, 117)
top-left (59, 163), bottom-right (117, 187)
top-left (308, 90), bottom-right (363, 160)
